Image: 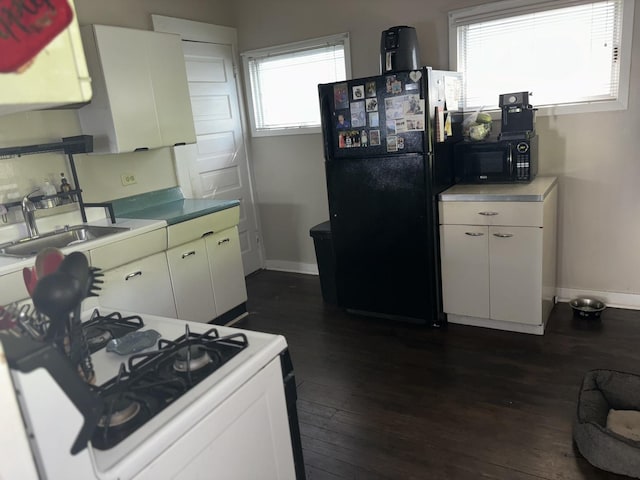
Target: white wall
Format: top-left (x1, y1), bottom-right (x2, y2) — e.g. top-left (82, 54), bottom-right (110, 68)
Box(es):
top-left (234, 0), bottom-right (640, 305)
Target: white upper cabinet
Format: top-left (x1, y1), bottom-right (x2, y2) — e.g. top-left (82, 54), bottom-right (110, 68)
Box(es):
top-left (78, 25), bottom-right (196, 154)
top-left (0, 0), bottom-right (92, 116)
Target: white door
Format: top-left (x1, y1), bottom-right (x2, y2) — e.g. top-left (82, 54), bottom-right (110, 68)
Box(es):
top-left (152, 16), bottom-right (263, 275)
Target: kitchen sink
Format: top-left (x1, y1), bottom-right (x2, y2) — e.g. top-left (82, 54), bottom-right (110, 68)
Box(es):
top-left (0, 225), bottom-right (130, 258)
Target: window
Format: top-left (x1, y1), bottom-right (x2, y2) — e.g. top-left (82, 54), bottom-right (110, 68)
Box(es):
top-left (241, 33), bottom-right (351, 137)
top-left (449, 0), bottom-right (634, 115)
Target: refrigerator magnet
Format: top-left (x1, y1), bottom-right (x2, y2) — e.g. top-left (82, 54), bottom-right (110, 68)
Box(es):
top-left (334, 83), bottom-right (349, 109)
top-left (360, 130), bottom-right (368, 147)
top-left (406, 70), bottom-right (422, 90)
top-left (385, 75), bottom-right (396, 93)
top-left (339, 131), bottom-right (360, 148)
top-left (366, 81), bottom-right (376, 97)
top-left (397, 136), bottom-right (405, 150)
top-left (392, 80), bottom-right (402, 94)
top-left (395, 119), bottom-right (407, 133)
top-left (370, 130), bottom-right (381, 146)
top-left (405, 115), bottom-right (425, 131)
top-left (352, 85), bottom-right (365, 100)
top-left (386, 118), bottom-right (396, 134)
top-left (336, 112), bottom-right (351, 129)
top-left (366, 98), bottom-right (378, 112)
top-left (404, 95), bottom-right (424, 115)
top-left (350, 101), bottom-right (366, 128)
top-left (387, 136), bottom-right (398, 152)
top-left (369, 112), bottom-right (379, 128)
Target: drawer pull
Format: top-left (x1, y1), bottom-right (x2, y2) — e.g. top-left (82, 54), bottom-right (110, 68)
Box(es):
top-left (218, 238), bottom-right (230, 245)
top-left (493, 233), bottom-right (514, 238)
top-left (202, 231), bottom-right (214, 238)
top-left (182, 251), bottom-right (196, 259)
top-left (478, 211), bottom-right (499, 216)
top-left (465, 232), bottom-right (484, 237)
top-left (125, 271), bottom-right (143, 281)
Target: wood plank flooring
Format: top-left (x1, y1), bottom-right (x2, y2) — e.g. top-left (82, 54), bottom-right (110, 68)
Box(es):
top-left (234, 270), bottom-right (640, 480)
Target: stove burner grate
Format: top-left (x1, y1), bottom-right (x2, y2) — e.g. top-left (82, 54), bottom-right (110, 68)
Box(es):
top-left (83, 309), bottom-right (144, 353)
top-left (91, 324), bottom-right (249, 450)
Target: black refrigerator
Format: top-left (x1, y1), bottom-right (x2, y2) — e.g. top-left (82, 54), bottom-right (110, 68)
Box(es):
top-left (318, 67), bottom-right (462, 326)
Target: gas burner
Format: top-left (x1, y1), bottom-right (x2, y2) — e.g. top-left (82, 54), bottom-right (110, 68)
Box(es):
top-left (173, 345), bottom-right (212, 373)
top-left (85, 328), bottom-right (113, 349)
top-left (99, 398), bottom-right (141, 428)
top-left (82, 309), bottom-right (144, 353)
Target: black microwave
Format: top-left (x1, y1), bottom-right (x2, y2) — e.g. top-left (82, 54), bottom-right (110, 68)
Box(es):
top-left (453, 135), bottom-right (538, 183)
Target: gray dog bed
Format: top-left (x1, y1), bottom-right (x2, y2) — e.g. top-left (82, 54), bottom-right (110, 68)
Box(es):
top-left (574, 369), bottom-right (640, 478)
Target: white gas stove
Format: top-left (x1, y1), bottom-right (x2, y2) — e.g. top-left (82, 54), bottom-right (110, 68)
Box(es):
top-left (0, 308), bottom-right (305, 480)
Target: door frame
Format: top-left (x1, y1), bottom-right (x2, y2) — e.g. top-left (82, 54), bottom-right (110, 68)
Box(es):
top-left (151, 15), bottom-right (265, 272)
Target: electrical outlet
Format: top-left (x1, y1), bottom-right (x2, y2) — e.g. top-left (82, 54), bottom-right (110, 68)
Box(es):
top-left (121, 174), bottom-right (137, 186)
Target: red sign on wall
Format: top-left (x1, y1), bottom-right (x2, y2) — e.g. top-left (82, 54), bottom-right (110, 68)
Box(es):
top-left (0, 0), bottom-right (73, 73)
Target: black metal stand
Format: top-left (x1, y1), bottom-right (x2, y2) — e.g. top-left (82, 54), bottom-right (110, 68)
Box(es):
top-left (0, 135), bottom-right (116, 224)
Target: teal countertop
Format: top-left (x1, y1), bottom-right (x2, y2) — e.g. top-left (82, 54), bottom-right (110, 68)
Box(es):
top-left (112, 188), bottom-right (239, 225)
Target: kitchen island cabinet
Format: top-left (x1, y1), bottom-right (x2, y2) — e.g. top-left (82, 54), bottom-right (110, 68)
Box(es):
top-left (438, 177), bottom-right (558, 335)
top-left (78, 25), bottom-right (196, 153)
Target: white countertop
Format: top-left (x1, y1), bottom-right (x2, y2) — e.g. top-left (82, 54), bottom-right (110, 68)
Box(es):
top-left (439, 176), bottom-right (558, 202)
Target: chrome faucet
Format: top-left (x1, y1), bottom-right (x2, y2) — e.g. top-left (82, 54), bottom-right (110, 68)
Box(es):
top-left (22, 190), bottom-right (39, 238)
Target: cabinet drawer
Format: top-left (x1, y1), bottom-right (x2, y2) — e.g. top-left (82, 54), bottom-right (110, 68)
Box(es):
top-left (89, 228), bottom-right (167, 271)
top-left (167, 207), bottom-right (240, 248)
top-left (439, 201), bottom-right (543, 227)
top-left (0, 270), bottom-right (29, 305)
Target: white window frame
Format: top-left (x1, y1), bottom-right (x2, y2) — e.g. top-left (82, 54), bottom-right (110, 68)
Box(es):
top-left (241, 33), bottom-right (351, 137)
top-left (449, 0), bottom-right (635, 117)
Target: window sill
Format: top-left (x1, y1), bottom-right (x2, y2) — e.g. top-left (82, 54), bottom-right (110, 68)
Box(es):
top-left (251, 126), bottom-right (322, 138)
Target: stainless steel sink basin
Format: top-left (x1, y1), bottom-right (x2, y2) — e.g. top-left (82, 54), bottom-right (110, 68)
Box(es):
top-left (0, 225), bottom-right (130, 258)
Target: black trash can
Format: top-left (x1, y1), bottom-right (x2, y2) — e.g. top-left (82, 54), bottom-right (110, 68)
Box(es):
top-left (309, 221), bottom-right (338, 305)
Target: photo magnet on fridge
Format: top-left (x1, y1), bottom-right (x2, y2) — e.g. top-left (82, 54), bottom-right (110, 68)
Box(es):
top-left (386, 75), bottom-right (397, 93)
top-left (352, 85), bottom-right (365, 100)
top-left (366, 81), bottom-right (376, 97)
top-left (366, 98), bottom-right (378, 112)
top-left (336, 112), bottom-right (351, 129)
top-left (334, 83), bottom-right (348, 109)
top-left (350, 101), bottom-right (366, 128)
top-left (387, 135), bottom-right (398, 152)
top-left (369, 130), bottom-right (381, 146)
top-left (369, 112), bottom-right (379, 128)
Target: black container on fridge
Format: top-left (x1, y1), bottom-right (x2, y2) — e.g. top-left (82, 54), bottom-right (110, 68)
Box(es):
top-left (318, 67), bottom-right (463, 325)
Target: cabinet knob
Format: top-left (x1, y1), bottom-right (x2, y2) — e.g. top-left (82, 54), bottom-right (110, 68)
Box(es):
top-left (465, 232), bottom-right (484, 237)
top-left (493, 233), bottom-right (514, 238)
top-left (218, 238), bottom-right (230, 245)
top-left (478, 211), bottom-right (499, 216)
top-left (125, 271), bottom-right (143, 280)
top-left (182, 251), bottom-right (196, 259)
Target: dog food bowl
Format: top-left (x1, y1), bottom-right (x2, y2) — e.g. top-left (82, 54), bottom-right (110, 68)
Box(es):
top-left (570, 298), bottom-right (606, 320)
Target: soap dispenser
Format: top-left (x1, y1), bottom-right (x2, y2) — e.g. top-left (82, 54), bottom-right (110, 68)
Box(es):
top-left (41, 178), bottom-right (59, 208)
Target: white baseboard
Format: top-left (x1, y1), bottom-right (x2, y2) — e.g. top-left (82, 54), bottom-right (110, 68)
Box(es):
top-left (264, 260), bottom-right (318, 275)
top-left (556, 288), bottom-right (640, 311)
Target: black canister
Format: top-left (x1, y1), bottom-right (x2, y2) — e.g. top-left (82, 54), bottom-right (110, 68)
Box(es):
top-left (380, 26), bottom-right (421, 74)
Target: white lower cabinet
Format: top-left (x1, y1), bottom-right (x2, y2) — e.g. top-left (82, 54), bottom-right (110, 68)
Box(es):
top-left (440, 225), bottom-right (542, 325)
top-left (438, 177), bottom-right (558, 335)
top-left (205, 227), bottom-right (248, 318)
top-left (99, 252), bottom-right (177, 318)
top-left (166, 239), bottom-right (216, 323)
top-left (167, 208), bottom-right (248, 324)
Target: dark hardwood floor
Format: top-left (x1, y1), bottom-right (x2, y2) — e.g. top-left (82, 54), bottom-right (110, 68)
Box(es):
top-left (234, 270), bottom-right (640, 480)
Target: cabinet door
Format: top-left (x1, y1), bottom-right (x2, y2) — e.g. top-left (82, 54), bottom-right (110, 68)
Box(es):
top-left (204, 227), bottom-right (247, 317)
top-left (489, 226), bottom-right (543, 324)
top-left (166, 239), bottom-right (217, 323)
top-left (440, 225), bottom-right (490, 318)
top-left (91, 25), bottom-right (162, 152)
top-left (99, 252), bottom-right (177, 318)
top-left (147, 33), bottom-right (196, 147)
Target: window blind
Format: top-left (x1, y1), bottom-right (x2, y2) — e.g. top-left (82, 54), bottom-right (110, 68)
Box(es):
top-left (245, 40), bottom-right (347, 132)
top-left (452, 0), bottom-right (626, 110)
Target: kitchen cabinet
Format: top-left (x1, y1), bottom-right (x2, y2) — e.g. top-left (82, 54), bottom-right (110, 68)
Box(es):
top-left (166, 239), bottom-right (216, 323)
top-left (78, 25), bottom-right (196, 153)
top-left (0, 271), bottom-right (29, 306)
top-left (98, 252), bottom-right (177, 318)
top-left (438, 177), bottom-right (558, 335)
top-left (0, 0), bottom-right (92, 116)
top-left (166, 207), bottom-right (247, 324)
top-left (89, 228), bottom-right (176, 317)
